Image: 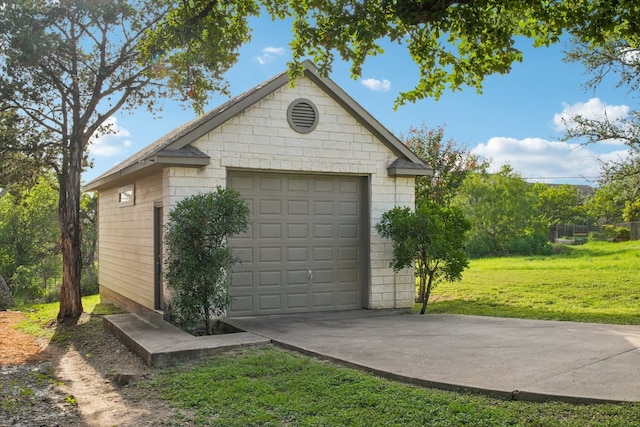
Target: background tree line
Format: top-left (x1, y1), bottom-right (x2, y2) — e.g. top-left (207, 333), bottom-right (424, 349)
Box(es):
top-left (0, 177), bottom-right (97, 305)
top-left (406, 124), bottom-right (636, 259)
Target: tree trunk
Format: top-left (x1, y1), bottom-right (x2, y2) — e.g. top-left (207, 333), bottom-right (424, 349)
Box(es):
top-left (204, 304), bottom-right (212, 335)
top-left (57, 139), bottom-right (83, 320)
top-left (416, 261), bottom-right (425, 303)
top-left (419, 273), bottom-right (434, 315)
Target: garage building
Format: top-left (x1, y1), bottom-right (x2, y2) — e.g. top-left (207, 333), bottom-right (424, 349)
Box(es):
top-left (84, 61), bottom-right (430, 317)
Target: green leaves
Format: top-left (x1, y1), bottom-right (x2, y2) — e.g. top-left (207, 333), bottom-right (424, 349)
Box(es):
top-left (137, 0), bottom-right (639, 109)
top-left (276, 0), bottom-right (571, 106)
top-left (376, 201), bottom-right (470, 313)
top-left (0, 175), bottom-right (61, 302)
top-left (404, 124), bottom-right (488, 207)
top-left (138, 0), bottom-right (260, 114)
top-left (164, 188), bottom-right (250, 332)
top-left (456, 166), bottom-right (551, 257)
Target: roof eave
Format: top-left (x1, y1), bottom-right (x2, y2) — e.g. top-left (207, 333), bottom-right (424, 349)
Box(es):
top-left (83, 156), bottom-right (210, 192)
top-left (387, 165), bottom-right (433, 177)
top-left (152, 155), bottom-right (210, 167)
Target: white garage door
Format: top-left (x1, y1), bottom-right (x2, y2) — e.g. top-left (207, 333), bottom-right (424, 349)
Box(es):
top-left (228, 171), bottom-right (367, 316)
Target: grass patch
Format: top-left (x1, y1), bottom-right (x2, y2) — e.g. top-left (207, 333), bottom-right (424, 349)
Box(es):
top-left (150, 346), bottom-right (640, 426)
top-left (14, 294), bottom-right (123, 341)
top-left (427, 241), bottom-right (640, 324)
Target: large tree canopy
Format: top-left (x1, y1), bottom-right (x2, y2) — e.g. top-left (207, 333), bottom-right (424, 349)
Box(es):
top-left (562, 3), bottom-right (639, 212)
top-left (149, 0), bottom-right (638, 106)
top-left (0, 0), bottom-right (248, 319)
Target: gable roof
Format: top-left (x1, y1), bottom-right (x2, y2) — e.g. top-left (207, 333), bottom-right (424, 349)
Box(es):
top-left (85, 61), bottom-right (430, 191)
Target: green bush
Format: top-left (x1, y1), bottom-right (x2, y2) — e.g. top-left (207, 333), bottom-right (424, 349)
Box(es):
top-left (43, 283), bottom-right (62, 303)
top-left (465, 235), bottom-right (496, 258)
top-left (11, 265), bottom-right (43, 302)
top-left (614, 226), bottom-right (631, 241)
top-left (504, 234), bottom-right (552, 256)
top-left (164, 188), bottom-right (250, 335)
top-left (81, 263), bottom-right (99, 296)
top-left (589, 225), bottom-right (631, 242)
top-left (376, 202), bottom-right (470, 314)
top-left (466, 232), bottom-right (551, 258)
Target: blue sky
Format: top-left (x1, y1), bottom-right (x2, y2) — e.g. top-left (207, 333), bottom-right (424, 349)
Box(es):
top-left (85, 16), bottom-right (637, 187)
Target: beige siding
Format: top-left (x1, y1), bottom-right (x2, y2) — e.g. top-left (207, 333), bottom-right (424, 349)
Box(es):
top-left (98, 172), bottom-right (162, 310)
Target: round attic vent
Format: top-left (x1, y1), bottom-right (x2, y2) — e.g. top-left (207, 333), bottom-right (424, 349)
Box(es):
top-left (287, 98), bottom-right (319, 134)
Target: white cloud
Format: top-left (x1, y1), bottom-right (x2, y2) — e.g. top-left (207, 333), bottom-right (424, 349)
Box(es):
top-left (89, 117), bottom-right (132, 157)
top-left (468, 98), bottom-right (634, 184)
top-left (361, 78), bottom-right (391, 92)
top-left (256, 46), bottom-right (285, 65)
top-left (471, 136), bottom-right (629, 183)
top-left (553, 97), bottom-right (630, 133)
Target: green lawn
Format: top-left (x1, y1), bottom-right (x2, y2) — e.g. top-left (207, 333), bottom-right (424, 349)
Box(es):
top-left (149, 345), bottom-right (640, 427)
top-left (15, 244), bottom-right (640, 425)
top-left (427, 241), bottom-right (640, 324)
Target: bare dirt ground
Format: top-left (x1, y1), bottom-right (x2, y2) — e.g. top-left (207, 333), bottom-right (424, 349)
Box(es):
top-left (0, 310), bottom-right (179, 426)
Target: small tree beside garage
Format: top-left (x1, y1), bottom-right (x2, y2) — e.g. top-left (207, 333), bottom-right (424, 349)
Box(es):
top-left (164, 188), bottom-right (250, 335)
top-left (376, 201), bottom-right (471, 314)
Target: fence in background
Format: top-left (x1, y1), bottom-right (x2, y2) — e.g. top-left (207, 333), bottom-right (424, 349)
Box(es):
top-left (550, 222), bottom-right (640, 241)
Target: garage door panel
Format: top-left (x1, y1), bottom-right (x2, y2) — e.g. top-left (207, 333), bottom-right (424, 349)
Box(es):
top-left (287, 224), bottom-right (309, 239)
top-left (339, 201), bottom-right (359, 216)
top-left (259, 200), bottom-right (282, 215)
top-left (337, 291), bottom-right (359, 306)
top-left (230, 295), bottom-right (253, 312)
top-left (314, 180), bottom-right (335, 192)
top-left (313, 270), bottom-right (333, 283)
top-left (287, 270), bottom-right (308, 285)
top-left (234, 247), bottom-right (253, 262)
top-left (340, 180), bottom-right (359, 193)
top-left (259, 294), bottom-right (282, 310)
top-left (312, 247), bottom-right (334, 261)
top-left (339, 247), bottom-right (359, 261)
top-left (288, 200), bottom-right (309, 215)
top-left (339, 269), bottom-right (359, 283)
top-left (231, 175), bottom-right (254, 190)
top-left (313, 224), bottom-right (333, 238)
top-left (287, 178), bottom-right (309, 192)
top-left (313, 201), bottom-right (334, 215)
top-left (313, 292), bottom-right (334, 307)
top-left (260, 177), bottom-right (282, 192)
top-left (339, 224), bottom-right (359, 239)
top-left (259, 223), bottom-right (282, 239)
top-left (259, 247), bottom-right (282, 262)
top-left (231, 271), bottom-right (253, 287)
top-left (229, 171), bottom-right (366, 316)
top-left (286, 247), bottom-right (308, 262)
top-left (287, 293), bottom-right (308, 308)
top-left (259, 271), bottom-right (281, 286)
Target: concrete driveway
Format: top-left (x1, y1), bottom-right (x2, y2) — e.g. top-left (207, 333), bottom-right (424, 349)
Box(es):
top-left (226, 310), bottom-right (640, 403)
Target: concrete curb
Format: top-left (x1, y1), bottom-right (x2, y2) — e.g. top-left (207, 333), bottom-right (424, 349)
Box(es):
top-left (104, 313), bottom-right (270, 367)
